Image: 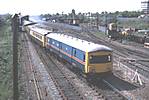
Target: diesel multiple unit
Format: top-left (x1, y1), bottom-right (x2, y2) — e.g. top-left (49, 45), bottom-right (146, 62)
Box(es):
top-left (26, 26), bottom-right (113, 74)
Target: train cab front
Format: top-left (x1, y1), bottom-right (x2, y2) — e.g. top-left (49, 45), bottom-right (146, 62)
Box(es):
top-left (85, 51), bottom-right (113, 75)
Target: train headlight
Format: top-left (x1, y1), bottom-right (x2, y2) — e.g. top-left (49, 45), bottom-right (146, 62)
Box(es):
top-left (89, 56), bottom-right (92, 59)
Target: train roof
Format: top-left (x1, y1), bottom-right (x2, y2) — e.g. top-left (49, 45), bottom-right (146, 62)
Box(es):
top-left (46, 33), bottom-right (112, 52)
top-left (30, 27), bottom-right (51, 35)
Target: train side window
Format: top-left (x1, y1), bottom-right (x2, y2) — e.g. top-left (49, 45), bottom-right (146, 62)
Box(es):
top-left (48, 39), bottom-right (50, 43)
top-left (66, 48), bottom-right (68, 51)
top-left (57, 43), bottom-right (59, 47)
top-left (83, 54), bottom-right (85, 62)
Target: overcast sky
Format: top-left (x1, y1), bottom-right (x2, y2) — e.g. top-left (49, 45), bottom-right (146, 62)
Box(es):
top-left (0, 0), bottom-right (143, 15)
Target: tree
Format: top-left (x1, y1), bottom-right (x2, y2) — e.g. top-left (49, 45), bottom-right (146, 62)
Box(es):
top-left (56, 13), bottom-right (60, 16)
top-left (72, 9), bottom-right (75, 15)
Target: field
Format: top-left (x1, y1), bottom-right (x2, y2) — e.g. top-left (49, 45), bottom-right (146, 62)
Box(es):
top-left (0, 20), bottom-right (13, 99)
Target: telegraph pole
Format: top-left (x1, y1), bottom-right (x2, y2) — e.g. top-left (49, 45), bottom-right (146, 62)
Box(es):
top-left (12, 14), bottom-right (19, 100)
top-left (105, 12), bottom-right (108, 35)
top-left (96, 12), bottom-right (99, 30)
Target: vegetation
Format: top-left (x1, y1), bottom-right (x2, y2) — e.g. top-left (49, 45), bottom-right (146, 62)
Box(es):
top-left (40, 10), bottom-right (147, 30)
top-left (116, 11), bottom-right (143, 18)
top-left (0, 14), bottom-right (13, 99)
top-left (117, 18), bottom-right (149, 29)
top-left (40, 10), bottom-right (142, 23)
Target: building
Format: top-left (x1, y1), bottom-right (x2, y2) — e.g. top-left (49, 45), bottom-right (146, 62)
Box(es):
top-left (62, 17), bottom-right (80, 26)
top-left (141, 0), bottom-right (149, 14)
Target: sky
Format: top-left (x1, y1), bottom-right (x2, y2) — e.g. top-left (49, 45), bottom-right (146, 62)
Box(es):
top-left (0, 0), bottom-right (143, 15)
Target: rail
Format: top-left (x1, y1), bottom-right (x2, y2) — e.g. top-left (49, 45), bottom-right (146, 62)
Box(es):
top-left (102, 79), bottom-right (129, 100)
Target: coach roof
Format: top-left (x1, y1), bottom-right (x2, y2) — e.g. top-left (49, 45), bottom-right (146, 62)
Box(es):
top-left (46, 33), bottom-right (112, 52)
top-left (30, 27), bottom-right (51, 35)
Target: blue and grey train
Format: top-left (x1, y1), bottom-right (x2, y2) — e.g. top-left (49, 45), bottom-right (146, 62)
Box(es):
top-left (26, 26), bottom-right (113, 74)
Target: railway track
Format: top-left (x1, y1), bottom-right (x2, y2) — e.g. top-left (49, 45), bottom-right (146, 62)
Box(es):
top-left (115, 57), bottom-right (149, 78)
top-left (86, 75), bottom-right (129, 100)
top-left (35, 22), bottom-right (149, 99)
top-left (33, 43), bottom-right (86, 100)
top-left (63, 62), bottom-right (131, 100)
top-left (102, 79), bottom-right (128, 100)
top-left (21, 32), bottom-right (43, 100)
top-left (60, 61), bottom-right (129, 100)
top-left (30, 37), bottom-right (130, 100)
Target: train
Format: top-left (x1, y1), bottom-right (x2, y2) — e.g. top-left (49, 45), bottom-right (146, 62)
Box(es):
top-left (24, 24), bottom-right (113, 74)
top-left (107, 23), bottom-right (121, 39)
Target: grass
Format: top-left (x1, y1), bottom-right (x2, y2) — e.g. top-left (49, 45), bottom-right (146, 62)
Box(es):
top-left (0, 21), bottom-right (13, 100)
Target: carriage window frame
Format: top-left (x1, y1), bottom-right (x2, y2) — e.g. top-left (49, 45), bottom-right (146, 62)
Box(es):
top-left (89, 55), bottom-right (112, 64)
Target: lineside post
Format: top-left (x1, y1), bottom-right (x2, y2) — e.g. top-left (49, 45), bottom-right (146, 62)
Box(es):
top-left (12, 14), bottom-right (19, 100)
top-left (132, 69), bottom-right (143, 85)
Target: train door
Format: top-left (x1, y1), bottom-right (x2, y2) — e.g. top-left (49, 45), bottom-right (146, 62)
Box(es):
top-left (72, 48), bottom-right (76, 66)
top-left (43, 33), bottom-right (50, 47)
top-left (45, 36), bottom-right (48, 47)
top-left (43, 35), bottom-right (46, 47)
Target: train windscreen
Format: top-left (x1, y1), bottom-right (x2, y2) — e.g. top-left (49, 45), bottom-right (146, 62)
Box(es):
top-left (89, 55), bottom-right (112, 64)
